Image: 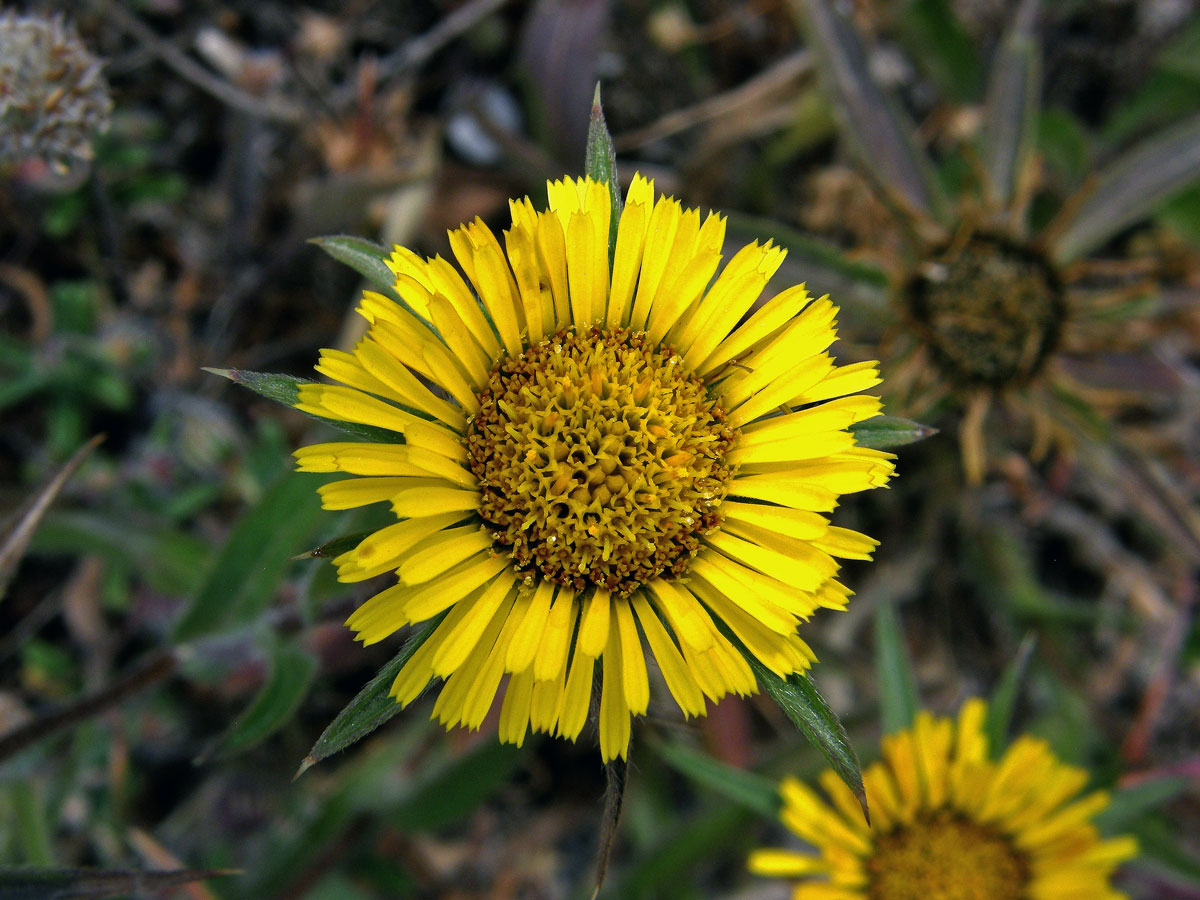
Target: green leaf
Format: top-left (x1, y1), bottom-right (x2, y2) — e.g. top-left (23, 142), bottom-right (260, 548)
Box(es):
top-left (1094, 777), bottom-right (1189, 833)
top-left (298, 613), bottom-right (447, 775)
top-left (309, 235), bottom-right (404, 304)
top-left (850, 416), bottom-right (938, 450)
top-left (1037, 107), bottom-right (1093, 181)
top-left (873, 597), bottom-right (919, 734)
top-left (982, 0), bottom-right (1041, 206)
top-left (392, 740), bottom-right (523, 831)
top-left (1051, 109), bottom-right (1200, 263)
top-left (10, 783), bottom-right (54, 865)
top-left (585, 83), bottom-right (622, 254)
top-left (984, 632), bottom-right (1036, 755)
top-left (724, 212), bottom-right (891, 291)
top-left (172, 472), bottom-right (329, 642)
top-left (1103, 16), bottom-right (1200, 144)
top-left (32, 511), bottom-right (209, 596)
top-left (203, 368), bottom-right (401, 443)
top-left (1131, 816), bottom-right (1200, 883)
top-left (0, 867), bottom-right (233, 900)
top-left (292, 531), bottom-right (373, 561)
top-left (650, 739), bottom-right (781, 818)
top-left (899, 0), bottom-right (982, 103)
top-left (204, 639), bottom-right (319, 760)
top-left (724, 619), bottom-right (866, 821)
top-left (609, 804), bottom-right (753, 900)
top-left (792, 0), bottom-right (945, 220)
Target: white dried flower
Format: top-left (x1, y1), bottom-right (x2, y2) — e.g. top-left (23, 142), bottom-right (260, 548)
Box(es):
top-left (0, 13), bottom-right (112, 171)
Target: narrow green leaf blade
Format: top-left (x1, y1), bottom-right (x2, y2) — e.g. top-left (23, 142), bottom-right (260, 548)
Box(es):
top-left (725, 212), bottom-right (891, 291)
top-left (984, 632), bottom-right (1037, 755)
top-left (982, 0), bottom-right (1041, 206)
top-left (0, 434), bottom-right (104, 603)
top-left (726, 620), bottom-right (866, 821)
top-left (32, 511), bottom-right (209, 596)
top-left (299, 613), bottom-right (447, 774)
top-left (899, 0), bottom-right (983, 102)
top-left (585, 83), bottom-right (622, 253)
top-left (850, 416), bottom-right (938, 450)
top-left (1052, 109), bottom-right (1200, 262)
top-left (172, 472), bottom-right (328, 641)
top-left (0, 867), bottom-right (233, 900)
top-left (792, 0), bottom-right (944, 219)
top-left (204, 368), bottom-right (401, 443)
top-left (650, 739), bottom-right (781, 818)
top-left (292, 531), bottom-right (373, 561)
top-left (392, 740), bottom-right (523, 831)
top-left (309, 234), bottom-right (403, 302)
top-left (873, 597), bottom-right (919, 734)
top-left (1094, 776), bottom-right (1189, 832)
top-left (206, 640), bottom-right (319, 760)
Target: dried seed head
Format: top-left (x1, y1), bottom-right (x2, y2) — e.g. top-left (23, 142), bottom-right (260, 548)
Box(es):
top-left (904, 234), bottom-right (1065, 388)
top-left (0, 13), bottom-right (112, 171)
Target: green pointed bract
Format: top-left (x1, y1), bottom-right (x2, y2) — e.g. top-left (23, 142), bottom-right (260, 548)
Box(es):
top-left (719, 621), bottom-right (868, 823)
top-left (850, 415), bottom-right (938, 450)
top-left (298, 612), bottom-right (447, 776)
top-left (585, 83), bottom-right (622, 254)
top-left (203, 368), bottom-right (401, 444)
top-left (874, 596), bottom-right (920, 735)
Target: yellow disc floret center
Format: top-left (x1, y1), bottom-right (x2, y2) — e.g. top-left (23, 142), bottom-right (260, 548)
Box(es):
top-left (867, 810), bottom-right (1028, 900)
top-left (466, 325), bottom-right (738, 596)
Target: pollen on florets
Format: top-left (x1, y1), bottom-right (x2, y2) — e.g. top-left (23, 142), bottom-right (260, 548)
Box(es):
top-left (866, 811), bottom-right (1029, 900)
top-left (466, 325), bottom-right (739, 596)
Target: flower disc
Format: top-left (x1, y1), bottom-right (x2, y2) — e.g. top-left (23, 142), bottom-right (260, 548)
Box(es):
top-left (905, 234), bottom-right (1065, 387)
top-left (468, 326), bottom-right (738, 596)
top-left (749, 699), bottom-right (1138, 900)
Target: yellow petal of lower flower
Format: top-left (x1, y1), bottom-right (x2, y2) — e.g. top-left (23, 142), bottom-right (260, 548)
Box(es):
top-left (431, 575), bottom-right (517, 677)
top-left (614, 598), bottom-right (649, 715)
top-left (402, 552), bottom-right (510, 623)
top-left (391, 485), bottom-right (479, 517)
top-left (317, 476), bottom-right (409, 510)
top-left (335, 511), bottom-right (466, 582)
top-left (644, 578), bottom-right (716, 651)
top-left (747, 849), bottom-right (829, 878)
top-left (397, 525), bottom-right (494, 585)
top-left (532, 586), bottom-right (576, 682)
top-left (498, 668), bottom-right (535, 748)
top-left (577, 587), bottom-right (612, 658)
top-left (631, 591), bottom-right (706, 717)
top-left (505, 580), bottom-right (555, 674)
top-left (555, 646), bottom-right (595, 740)
top-left (599, 619), bottom-right (631, 762)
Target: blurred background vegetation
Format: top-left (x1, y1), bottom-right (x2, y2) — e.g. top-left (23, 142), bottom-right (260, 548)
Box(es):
top-left (1, 0), bottom-right (1199, 897)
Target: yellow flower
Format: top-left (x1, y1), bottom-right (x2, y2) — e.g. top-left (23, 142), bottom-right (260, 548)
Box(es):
top-left (749, 699), bottom-right (1138, 900)
top-left (295, 174), bottom-right (893, 761)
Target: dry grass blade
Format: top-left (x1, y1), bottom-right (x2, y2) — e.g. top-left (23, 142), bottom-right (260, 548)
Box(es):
top-left (982, 0), bottom-right (1040, 209)
top-left (0, 434), bottom-right (104, 603)
top-left (94, 0), bottom-right (305, 123)
top-left (791, 0), bottom-right (943, 220)
top-left (0, 866), bottom-right (236, 900)
top-left (1050, 109), bottom-right (1200, 262)
top-left (614, 50), bottom-right (812, 150)
top-left (0, 651), bottom-right (177, 763)
top-left (593, 756), bottom-right (628, 898)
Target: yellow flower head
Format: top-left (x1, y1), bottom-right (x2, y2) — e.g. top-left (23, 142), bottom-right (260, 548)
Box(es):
top-left (295, 174), bottom-right (894, 761)
top-left (750, 699), bottom-right (1138, 900)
